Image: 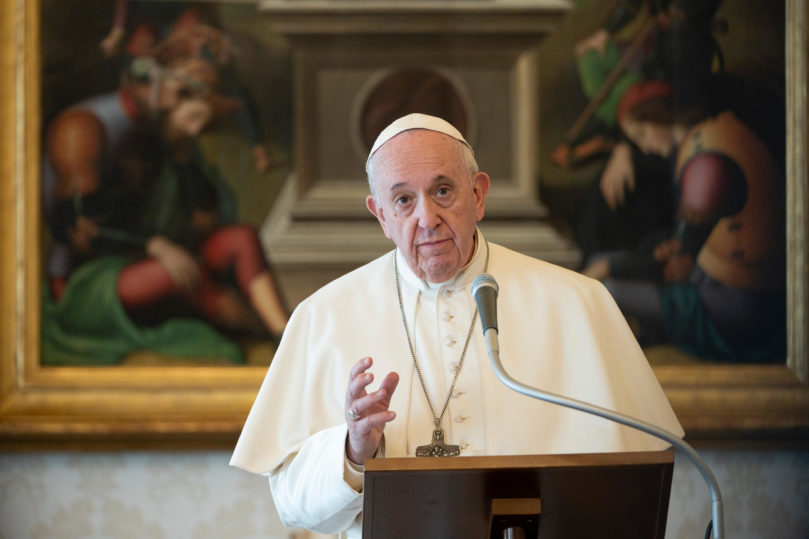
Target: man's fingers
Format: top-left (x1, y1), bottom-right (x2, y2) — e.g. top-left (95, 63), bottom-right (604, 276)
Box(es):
top-left (347, 371), bottom-right (374, 401)
top-left (351, 386), bottom-right (390, 416)
top-left (348, 357), bottom-right (372, 380)
top-left (365, 410), bottom-right (396, 430)
top-left (345, 367), bottom-right (399, 463)
top-left (378, 372), bottom-right (399, 405)
top-left (345, 359), bottom-right (375, 418)
top-left (350, 410), bottom-right (396, 434)
top-left (349, 371), bottom-right (399, 413)
top-left (379, 371), bottom-right (399, 389)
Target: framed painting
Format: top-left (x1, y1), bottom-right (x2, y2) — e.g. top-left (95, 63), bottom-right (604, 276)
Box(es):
top-left (531, 0), bottom-right (809, 441)
top-left (0, 0), bottom-right (807, 447)
top-left (1, 0), bottom-right (296, 447)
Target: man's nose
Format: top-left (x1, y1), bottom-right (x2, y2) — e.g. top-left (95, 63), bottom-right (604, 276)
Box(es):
top-left (415, 197), bottom-right (441, 229)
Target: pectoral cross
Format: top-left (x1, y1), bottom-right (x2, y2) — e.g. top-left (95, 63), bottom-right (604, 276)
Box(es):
top-left (416, 429), bottom-right (460, 457)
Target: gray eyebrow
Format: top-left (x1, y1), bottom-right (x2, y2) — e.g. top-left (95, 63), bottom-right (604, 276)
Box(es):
top-left (388, 175), bottom-right (451, 193)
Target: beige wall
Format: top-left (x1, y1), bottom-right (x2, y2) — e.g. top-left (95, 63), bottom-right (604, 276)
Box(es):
top-left (1, 447), bottom-right (807, 538)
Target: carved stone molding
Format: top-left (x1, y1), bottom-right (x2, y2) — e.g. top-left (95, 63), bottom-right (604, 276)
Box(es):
top-left (258, 0), bottom-right (579, 278)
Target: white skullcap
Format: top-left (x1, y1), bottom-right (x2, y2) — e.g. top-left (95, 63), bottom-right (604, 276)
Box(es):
top-left (366, 113), bottom-right (472, 167)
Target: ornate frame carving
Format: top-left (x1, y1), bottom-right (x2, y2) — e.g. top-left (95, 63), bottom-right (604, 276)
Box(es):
top-left (0, 0), bottom-right (806, 447)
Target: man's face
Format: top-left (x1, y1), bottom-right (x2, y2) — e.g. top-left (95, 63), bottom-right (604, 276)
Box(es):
top-left (366, 130), bottom-right (490, 283)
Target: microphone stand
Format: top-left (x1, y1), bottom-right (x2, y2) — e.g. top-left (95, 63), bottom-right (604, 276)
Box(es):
top-left (482, 327), bottom-right (725, 539)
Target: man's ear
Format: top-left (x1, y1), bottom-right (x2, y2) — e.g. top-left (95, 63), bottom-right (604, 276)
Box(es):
top-left (366, 195), bottom-right (391, 239)
top-left (472, 172), bottom-right (491, 222)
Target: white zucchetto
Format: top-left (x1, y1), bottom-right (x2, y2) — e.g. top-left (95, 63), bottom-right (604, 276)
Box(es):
top-left (366, 113), bottom-right (472, 167)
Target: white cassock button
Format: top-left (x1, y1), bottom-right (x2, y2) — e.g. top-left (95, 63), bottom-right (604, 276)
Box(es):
top-left (451, 389), bottom-right (465, 399)
top-left (442, 311), bottom-right (454, 322)
top-left (449, 362), bottom-right (459, 372)
top-left (443, 288), bottom-right (453, 298)
top-left (454, 415), bottom-right (470, 423)
top-left (445, 335), bottom-right (457, 347)
top-left (460, 441), bottom-right (470, 450)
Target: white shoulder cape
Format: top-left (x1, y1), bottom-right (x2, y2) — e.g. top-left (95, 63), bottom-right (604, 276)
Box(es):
top-left (231, 243), bottom-right (683, 474)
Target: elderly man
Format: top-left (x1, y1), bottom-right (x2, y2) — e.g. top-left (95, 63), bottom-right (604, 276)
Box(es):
top-left (231, 114), bottom-right (683, 537)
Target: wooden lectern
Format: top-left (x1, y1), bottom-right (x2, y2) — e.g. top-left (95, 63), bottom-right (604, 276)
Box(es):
top-left (363, 450), bottom-right (674, 539)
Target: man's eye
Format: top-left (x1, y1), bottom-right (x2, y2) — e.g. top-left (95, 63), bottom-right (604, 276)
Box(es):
top-left (436, 187), bottom-right (451, 197)
top-left (395, 195), bottom-right (411, 205)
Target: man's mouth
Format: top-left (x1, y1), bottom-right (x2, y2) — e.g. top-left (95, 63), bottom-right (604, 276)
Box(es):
top-left (418, 238), bottom-right (451, 249)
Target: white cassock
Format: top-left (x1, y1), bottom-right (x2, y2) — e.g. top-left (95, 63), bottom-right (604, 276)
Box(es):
top-left (230, 232), bottom-right (684, 538)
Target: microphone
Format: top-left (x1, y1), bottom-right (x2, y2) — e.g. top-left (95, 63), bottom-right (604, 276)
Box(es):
top-left (470, 273), bottom-right (725, 539)
top-left (471, 274), bottom-right (499, 333)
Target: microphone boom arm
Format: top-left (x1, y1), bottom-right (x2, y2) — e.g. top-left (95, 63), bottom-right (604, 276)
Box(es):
top-left (482, 327), bottom-right (725, 539)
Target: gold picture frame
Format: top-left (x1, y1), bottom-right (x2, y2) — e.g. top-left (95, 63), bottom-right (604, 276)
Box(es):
top-left (1, 0), bottom-right (807, 447)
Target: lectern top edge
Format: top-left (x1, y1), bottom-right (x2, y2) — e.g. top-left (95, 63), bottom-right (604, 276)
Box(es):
top-left (364, 449), bottom-right (673, 472)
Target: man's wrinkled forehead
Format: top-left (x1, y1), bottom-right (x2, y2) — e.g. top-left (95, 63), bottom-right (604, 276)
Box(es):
top-left (366, 113), bottom-right (472, 168)
top-left (387, 174), bottom-right (453, 194)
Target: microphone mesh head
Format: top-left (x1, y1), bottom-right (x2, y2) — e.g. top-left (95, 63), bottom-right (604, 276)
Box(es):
top-left (472, 274), bottom-right (498, 298)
